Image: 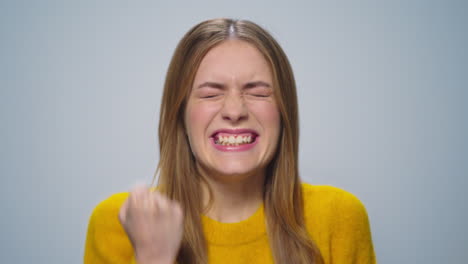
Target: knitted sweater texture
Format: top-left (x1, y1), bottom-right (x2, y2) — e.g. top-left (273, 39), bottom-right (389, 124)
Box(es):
top-left (84, 183), bottom-right (376, 263)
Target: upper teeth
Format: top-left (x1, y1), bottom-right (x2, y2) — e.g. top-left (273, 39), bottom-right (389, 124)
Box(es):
top-left (216, 135), bottom-right (252, 145)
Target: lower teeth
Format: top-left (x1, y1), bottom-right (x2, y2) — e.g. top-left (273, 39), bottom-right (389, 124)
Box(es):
top-left (216, 142), bottom-right (250, 146)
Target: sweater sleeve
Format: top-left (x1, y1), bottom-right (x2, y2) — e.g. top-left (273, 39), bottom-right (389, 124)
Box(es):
top-left (84, 192), bottom-right (137, 264)
top-left (330, 190), bottom-right (377, 264)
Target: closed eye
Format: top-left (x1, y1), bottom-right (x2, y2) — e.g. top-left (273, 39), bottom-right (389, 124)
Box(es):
top-left (196, 86), bottom-right (224, 99)
top-left (201, 94), bottom-right (220, 99)
top-left (244, 81), bottom-right (272, 98)
top-left (247, 93), bottom-right (270, 97)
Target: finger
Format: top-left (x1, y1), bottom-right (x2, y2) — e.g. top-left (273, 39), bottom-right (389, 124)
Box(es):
top-left (172, 201), bottom-right (183, 216)
top-left (169, 200), bottom-right (183, 223)
top-left (156, 192), bottom-right (169, 212)
top-left (149, 192), bottom-right (163, 215)
top-left (129, 185), bottom-right (149, 206)
top-left (142, 191), bottom-right (155, 211)
top-left (130, 184), bottom-right (148, 198)
top-left (119, 197), bottom-right (129, 223)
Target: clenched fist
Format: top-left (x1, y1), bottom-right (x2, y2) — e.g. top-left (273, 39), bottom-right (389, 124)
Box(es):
top-left (119, 185), bottom-right (184, 264)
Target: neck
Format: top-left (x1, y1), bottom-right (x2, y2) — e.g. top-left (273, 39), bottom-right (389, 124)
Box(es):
top-left (200, 168), bottom-right (265, 223)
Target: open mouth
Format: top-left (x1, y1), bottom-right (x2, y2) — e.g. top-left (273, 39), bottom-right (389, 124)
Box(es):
top-left (211, 129), bottom-right (259, 147)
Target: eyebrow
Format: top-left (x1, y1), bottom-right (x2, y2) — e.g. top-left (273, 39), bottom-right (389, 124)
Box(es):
top-left (196, 81), bottom-right (271, 89)
top-left (196, 82), bottom-right (225, 89)
top-left (244, 81), bottom-right (271, 89)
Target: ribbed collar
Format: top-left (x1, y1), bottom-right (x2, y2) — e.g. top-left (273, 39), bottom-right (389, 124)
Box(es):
top-left (202, 204), bottom-right (267, 246)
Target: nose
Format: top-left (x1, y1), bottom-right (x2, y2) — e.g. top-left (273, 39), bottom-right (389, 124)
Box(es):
top-left (221, 92), bottom-right (248, 123)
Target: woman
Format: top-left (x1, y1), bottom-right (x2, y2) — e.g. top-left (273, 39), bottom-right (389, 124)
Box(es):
top-left (84, 18), bottom-right (376, 264)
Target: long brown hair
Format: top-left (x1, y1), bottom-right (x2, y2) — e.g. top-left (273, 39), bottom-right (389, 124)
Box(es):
top-left (156, 18), bottom-right (323, 264)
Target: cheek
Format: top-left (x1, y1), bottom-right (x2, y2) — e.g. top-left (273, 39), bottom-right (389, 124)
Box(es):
top-left (251, 103), bottom-right (281, 130)
top-left (185, 102), bottom-right (219, 137)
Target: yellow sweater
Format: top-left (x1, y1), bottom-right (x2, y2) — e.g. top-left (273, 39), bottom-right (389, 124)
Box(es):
top-left (84, 183), bottom-right (376, 263)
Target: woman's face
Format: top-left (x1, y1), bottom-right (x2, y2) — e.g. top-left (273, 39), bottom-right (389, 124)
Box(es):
top-left (184, 40), bottom-right (281, 180)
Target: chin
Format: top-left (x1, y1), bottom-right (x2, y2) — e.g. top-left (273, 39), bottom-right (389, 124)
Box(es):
top-left (212, 161), bottom-right (261, 178)
top-left (217, 169), bottom-right (253, 177)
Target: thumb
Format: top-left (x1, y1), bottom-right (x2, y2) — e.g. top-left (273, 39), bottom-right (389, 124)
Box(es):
top-left (118, 196), bottom-right (129, 223)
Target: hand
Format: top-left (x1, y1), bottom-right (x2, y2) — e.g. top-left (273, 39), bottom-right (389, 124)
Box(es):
top-left (119, 185), bottom-right (184, 264)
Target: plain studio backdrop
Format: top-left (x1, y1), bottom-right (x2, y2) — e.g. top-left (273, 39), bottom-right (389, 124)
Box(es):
top-left (1, 0), bottom-right (466, 263)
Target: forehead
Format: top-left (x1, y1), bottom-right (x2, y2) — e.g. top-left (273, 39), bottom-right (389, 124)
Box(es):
top-left (194, 40), bottom-right (273, 83)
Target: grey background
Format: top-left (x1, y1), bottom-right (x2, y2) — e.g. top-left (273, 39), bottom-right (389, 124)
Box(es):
top-left (1, 0), bottom-right (466, 263)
